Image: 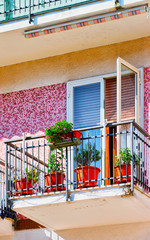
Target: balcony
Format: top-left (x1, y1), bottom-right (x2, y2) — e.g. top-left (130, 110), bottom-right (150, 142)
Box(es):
top-left (0, 0), bottom-right (147, 24)
top-left (0, 1), bottom-right (149, 67)
top-left (2, 120), bottom-right (150, 231)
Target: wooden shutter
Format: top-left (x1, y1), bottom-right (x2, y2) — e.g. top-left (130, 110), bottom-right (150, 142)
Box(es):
top-left (105, 74), bottom-right (135, 123)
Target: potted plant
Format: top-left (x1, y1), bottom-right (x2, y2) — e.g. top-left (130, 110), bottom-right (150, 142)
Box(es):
top-left (45, 150), bottom-right (66, 192)
top-left (115, 147), bottom-right (140, 183)
top-left (15, 168), bottom-right (40, 196)
top-left (74, 143), bottom-right (101, 189)
top-left (45, 120), bottom-right (82, 148)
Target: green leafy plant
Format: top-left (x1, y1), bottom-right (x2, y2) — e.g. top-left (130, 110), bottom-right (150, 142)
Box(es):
top-left (47, 150), bottom-right (65, 173)
top-left (74, 143), bottom-right (101, 167)
top-left (46, 120), bottom-right (73, 144)
top-left (115, 148), bottom-right (140, 166)
top-left (25, 168), bottom-right (40, 183)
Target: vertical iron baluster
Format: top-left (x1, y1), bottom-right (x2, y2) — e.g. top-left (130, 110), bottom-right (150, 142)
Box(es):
top-left (19, 0), bottom-right (21, 13)
top-left (5, 143), bottom-right (8, 207)
top-left (107, 129), bottom-right (109, 186)
top-left (88, 132), bottom-right (89, 188)
top-left (26, 142), bottom-right (28, 195)
top-left (61, 148), bottom-right (63, 191)
top-left (82, 134), bottom-right (83, 188)
top-left (70, 146), bottom-right (71, 190)
top-left (130, 122), bottom-right (134, 192)
top-left (9, 146), bottom-right (11, 196)
top-left (32, 141), bottom-right (34, 194)
top-left (44, 139), bottom-right (45, 195)
top-left (112, 128), bottom-right (114, 185)
top-left (125, 127), bottom-right (127, 183)
top-left (56, 149), bottom-right (57, 191)
top-left (21, 143), bottom-right (22, 196)
top-left (15, 145), bottom-right (17, 196)
top-left (75, 145), bottom-right (77, 189)
top-left (49, 147), bottom-right (51, 192)
top-left (94, 131), bottom-right (96, 187)
top-left (100, 129), bottom-right (102, 187)
top-left (25, 0), bottom-right (26, 12)
top-left (38, 140), bottom-right (40, 194)
top-left (66, 147), bottom-right (68, 201)
top-left (14, 0), bottom-right (16, 15)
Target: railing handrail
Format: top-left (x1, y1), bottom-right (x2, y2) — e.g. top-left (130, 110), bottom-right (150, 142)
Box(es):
top-left (4, 120), bottom-right (150, 144)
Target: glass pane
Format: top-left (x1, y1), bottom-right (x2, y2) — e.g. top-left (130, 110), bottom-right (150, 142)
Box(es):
top-left (121, 64), bottom-right (136, 121)
top-left (73, 83), bottom-right (101, 129)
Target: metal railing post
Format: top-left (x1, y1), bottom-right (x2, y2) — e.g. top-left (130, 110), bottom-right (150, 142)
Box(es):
top-left (66, 147), bottom-right (68, 201)
top-left (5, 143), bottom-right (8, 208)
top-left (29, 0), bottom-right (33, 24)
top-left (130, 122), bottom-right (134, 192)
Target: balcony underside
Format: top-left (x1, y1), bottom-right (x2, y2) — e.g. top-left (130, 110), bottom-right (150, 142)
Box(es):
top-left (11, 186), bottom-right (150, 231)
top-left (0, 219), bottom-right (13, 237)
top-left (0, 7), bottom-right (150, 67)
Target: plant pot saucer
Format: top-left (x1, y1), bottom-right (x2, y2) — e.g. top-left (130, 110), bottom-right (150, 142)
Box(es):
top-left (45, 186), bottom-right (66, 192)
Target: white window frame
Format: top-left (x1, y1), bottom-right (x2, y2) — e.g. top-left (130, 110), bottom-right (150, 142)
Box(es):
top-left (67, 76), bottom-right (105, 128)
top-left (67, 68), bottom-right (144, 128)
top-left (117, 57), bottom-right (141, 125)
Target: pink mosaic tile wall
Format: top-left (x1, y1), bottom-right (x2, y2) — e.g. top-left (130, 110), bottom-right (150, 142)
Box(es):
top-left (0, 82), bottom-right (66, 160)
top-left (144, 67), bottom-right (150, 134)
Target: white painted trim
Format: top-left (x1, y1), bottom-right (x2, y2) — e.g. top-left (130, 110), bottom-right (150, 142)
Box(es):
top-left (12, 185), bottom-right (130, 209)
top-left (116, 57), bottom-right (141, 125)
top-left (67, 65), bottom-right (144, 127)
top-left (67, 76), bottom-right (104, 126)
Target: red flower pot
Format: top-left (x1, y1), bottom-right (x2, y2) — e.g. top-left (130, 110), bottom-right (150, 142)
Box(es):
top-left (74, 166), bottom-right (100, 189)
top-left (114, 164), bottom-right (134, 183)
top-left (15, 178), bottom-right (34, 196)
top-left (45, 172), bottom-right (66, 192)
top-left (64, 130), bottom-right (82, 140)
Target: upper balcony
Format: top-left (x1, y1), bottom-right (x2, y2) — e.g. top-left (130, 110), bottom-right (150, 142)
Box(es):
top-left (0, 0), bottom-right (150, 67)
top-left (0, 0), bottom-right (148, 25)
top-left (2, 120), bottom-right (150, 232)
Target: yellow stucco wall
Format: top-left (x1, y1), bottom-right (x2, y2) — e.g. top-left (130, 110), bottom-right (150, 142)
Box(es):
top-left (0, 35), bottom-right (150, 94)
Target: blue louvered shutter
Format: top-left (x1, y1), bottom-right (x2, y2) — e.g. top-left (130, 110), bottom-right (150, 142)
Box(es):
top-left (73, 83), bottom-right (101, 129)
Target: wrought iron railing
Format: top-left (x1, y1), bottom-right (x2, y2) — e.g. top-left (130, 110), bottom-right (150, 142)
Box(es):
top-left (0, 0), bottom-right (100, 24)
top-left (3, 121), bottom-right (150, 206)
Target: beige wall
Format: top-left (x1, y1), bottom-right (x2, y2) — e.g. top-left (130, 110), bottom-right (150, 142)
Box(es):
top-left (0, 35), bottom-right (150, 94)
top-left (57, 221), bottom-right (150, 240)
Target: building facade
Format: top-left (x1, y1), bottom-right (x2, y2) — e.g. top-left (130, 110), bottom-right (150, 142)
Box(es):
top-left (0, 0), bottom-right (150, 239)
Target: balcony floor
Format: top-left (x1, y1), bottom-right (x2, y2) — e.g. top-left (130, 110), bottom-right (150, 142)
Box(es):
top-left (11, 185), bottom-right (150, 231)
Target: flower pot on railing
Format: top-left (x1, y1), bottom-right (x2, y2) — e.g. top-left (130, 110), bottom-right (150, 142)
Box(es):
top-left (15, 178), bottom-right (34, 196)
top-left (74, 166), bottom-right (100, 189)
top-left (46, 120), bottom-right (82, 149)
top-left (45, 172), bottom-right (66, 192)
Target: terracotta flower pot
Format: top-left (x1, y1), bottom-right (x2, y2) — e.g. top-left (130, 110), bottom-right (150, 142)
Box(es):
top-left (15, 178), bottom-right (34, 196)
top-left (64, 130), bottom-right (82, 141)
top-left (74, 166), bottom-right (101, 189)
top-left (45, 172), bottom-right (66, 192)
top-left (114, 164), bottom-right (134, 183)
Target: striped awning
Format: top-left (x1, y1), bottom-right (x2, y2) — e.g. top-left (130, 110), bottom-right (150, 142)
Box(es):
top-left (24, 4), bottom-right (148, 39)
